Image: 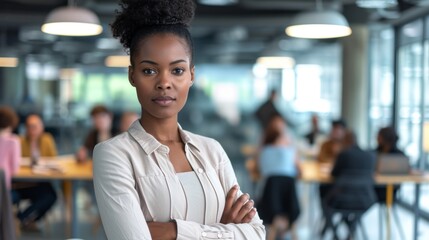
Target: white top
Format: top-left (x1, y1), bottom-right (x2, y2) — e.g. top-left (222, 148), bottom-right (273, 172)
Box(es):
top-left (177, 171), bottom-right (205, 223)
top-left (93, 120), bottom-right (265, 240)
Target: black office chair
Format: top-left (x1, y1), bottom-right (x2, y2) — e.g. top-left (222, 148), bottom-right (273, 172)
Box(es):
top-left (322, 170), bottom-right (377, 240)
top-left (0, 170), bottom-right (17, 240)
top-left (257, 175), bottom-right (301, 239)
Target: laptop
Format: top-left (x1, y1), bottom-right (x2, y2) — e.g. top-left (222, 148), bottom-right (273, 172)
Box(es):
top-left (376, 153), bottom-right (411, 175)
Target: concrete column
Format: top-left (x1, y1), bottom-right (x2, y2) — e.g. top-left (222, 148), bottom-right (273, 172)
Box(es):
top-left (341, 25), bottom-right (369, 147)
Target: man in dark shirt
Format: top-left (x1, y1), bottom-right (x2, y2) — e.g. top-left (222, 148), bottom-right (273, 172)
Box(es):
top-left (254, 90), bottom-right (281, 129)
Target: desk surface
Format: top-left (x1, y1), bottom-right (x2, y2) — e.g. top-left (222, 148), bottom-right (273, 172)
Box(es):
top-left (299, 161), bottom-right (429, 184)
top-left (13, 155), bottom-right (93, 180)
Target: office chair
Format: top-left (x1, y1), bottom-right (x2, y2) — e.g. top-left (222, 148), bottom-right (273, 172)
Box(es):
top-left (0, 170), bottom-right (17, 240)
top-left (322, 170), bottom-right (377, 240)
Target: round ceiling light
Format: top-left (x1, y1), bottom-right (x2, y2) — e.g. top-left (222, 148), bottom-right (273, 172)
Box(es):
top-left (41, 6), bottom-right (103, 36)
top-left (285, 11), bottom-right (352, 39)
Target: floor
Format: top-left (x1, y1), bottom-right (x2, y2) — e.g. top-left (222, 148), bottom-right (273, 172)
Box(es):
top-left (17, 181), bottom-right (429, 240)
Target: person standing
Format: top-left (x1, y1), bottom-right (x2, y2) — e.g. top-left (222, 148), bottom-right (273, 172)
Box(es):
top-left (255, 90), bottom-right (281, 129)
top-left (93, 0), bottom-right (265, 239)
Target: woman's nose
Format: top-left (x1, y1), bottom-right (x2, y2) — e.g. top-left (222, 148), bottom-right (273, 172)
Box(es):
top-left (156, 72), bottom-right (172, 90)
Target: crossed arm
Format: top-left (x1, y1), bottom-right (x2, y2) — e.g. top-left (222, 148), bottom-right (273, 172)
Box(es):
top-left (148, 185), bottom-right (257, 239)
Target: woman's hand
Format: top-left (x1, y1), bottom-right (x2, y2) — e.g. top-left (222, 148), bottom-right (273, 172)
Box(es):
top-left (220, 185), bottom-right (257, 224)
top-left (147, 222), bottom-right (177, 240)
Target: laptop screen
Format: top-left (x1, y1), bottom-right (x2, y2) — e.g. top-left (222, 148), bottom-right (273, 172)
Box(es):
top-left (376, 153), bottom-right (410, 175)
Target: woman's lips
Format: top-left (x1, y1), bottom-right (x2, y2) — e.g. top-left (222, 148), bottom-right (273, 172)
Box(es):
top-left (152, 96), bottom-right (176, 106)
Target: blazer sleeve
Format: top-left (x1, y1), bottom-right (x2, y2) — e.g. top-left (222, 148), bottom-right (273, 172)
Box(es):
top-left (174, 140), bottom-right (266, 240)
top-left (93, 141), bottom-right (151, 240)
top-left (43, 133), bottom-right (57, 157)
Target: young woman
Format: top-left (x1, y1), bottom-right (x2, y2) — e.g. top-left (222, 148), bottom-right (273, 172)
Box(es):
top-left (257, 115), bottom-right (300, 240)
top-left (0, 106), bottom-right (20, 190)
top-left (93, 0), bottom-right (265, 239)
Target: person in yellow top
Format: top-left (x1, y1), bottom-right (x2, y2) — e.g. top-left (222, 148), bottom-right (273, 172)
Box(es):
top-left (20, 114), bottom-right (57, 158)
top-left (12, 114), bottom-right (57, 231)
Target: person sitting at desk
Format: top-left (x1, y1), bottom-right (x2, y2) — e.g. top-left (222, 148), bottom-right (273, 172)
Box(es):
top-left (320, 130), bottom-right (376, 237)
top-left (374, 126), bottom-right (404, 202)
top-left (317, 119), bottom-right (347, 164)
top-left (13, 114), bottom-right (57, 230)
top-left (76, 105), bottom-right (116, 163)
top-left (257, 115), bottom-right (300, 240)
top-left (0, 106), bottom-right (21, 189)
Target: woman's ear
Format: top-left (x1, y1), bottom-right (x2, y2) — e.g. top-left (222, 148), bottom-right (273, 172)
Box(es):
top-left (190, 65), bottom-right (195, 86)
top-left (128, 65), bottom-right (135, 87)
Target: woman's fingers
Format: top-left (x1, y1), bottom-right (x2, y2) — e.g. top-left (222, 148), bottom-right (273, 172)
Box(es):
top-left (242, 208), bottom-right (257, 223)
top-left (224, 185), bottom-right (239, 212)
top-left (235, 199), bottom-right (254, 223)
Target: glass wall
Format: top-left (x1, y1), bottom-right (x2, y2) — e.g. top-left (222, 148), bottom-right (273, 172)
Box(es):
top-left (395, 18), bottom-right (429, 213)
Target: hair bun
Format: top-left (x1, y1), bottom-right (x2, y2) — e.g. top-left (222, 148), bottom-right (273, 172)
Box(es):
top-left (112, 0), bottom-right (196, 49)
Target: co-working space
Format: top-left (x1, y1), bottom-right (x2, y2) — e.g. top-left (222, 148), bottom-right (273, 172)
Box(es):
top-left (0, 0), bottom-right (429, 240)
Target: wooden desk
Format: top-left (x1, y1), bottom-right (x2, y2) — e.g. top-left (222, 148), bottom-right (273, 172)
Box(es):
top-left (299, 161), bottom-right (429, 240)
top-left (13, 155), bottom-right (93, 238)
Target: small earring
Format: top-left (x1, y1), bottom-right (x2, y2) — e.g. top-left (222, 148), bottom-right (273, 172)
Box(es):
top-left (190, 81), bottom-right (194, 86)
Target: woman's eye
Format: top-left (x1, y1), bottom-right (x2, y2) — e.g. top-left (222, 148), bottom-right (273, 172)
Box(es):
top-left (172, 68), bottom-right (184, 75)
top-left (143, 69), bottom-right (156, 75)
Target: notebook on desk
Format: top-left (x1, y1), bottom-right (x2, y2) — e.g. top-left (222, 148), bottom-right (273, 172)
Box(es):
top-left (376, 153), bottom-right (410, 175)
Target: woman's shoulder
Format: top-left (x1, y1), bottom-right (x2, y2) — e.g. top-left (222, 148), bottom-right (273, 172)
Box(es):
top-left (183, 130), bottom-right (221, 148)
top-left (97, 132), bottom-right (133, 147)
top-left (1, 134), bottom-right (20, 145)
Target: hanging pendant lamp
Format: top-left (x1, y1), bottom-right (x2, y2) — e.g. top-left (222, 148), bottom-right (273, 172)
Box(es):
top-left (285, 0), bottom-right (351, 39)
top-left (41, 1), bottom-right (102, 36)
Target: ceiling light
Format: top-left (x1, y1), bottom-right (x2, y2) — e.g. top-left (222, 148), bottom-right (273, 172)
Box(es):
top-left (105, 56), bottom-right (130, 68)
top-left (286, 11), bottom-right (351, 39)
top-left (198, 0), bottom-right (238, 6)
top-left (356, 0), bottom-right (397, 8)
top-left (41, 6), bottom-right (102, 36)
top-left (256, 56), bottom-right (295, 69)
top-left (0, 57), bottom-right (18, 68)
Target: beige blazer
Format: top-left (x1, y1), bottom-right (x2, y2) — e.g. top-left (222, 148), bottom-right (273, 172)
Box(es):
top-left (93, 121), bottom-right (265, 240)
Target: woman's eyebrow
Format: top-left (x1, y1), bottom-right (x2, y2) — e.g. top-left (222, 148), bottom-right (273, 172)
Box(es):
top-left (138, 59), bottom-right (187, 65)
top-left (139, 60), bottom-right (158, 65)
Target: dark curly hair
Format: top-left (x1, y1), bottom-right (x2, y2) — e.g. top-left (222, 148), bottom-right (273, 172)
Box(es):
top-left (0, 106), bottom-right (19, 130)
top-left (111, 0), bottom-right (196, 66)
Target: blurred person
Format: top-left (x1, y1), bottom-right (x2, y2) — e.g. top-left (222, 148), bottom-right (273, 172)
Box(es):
top-left (374, 127), bottom-right (404, 202)
top-left (317, 119), bottom-right (347, 164)
top-left (255, 89), bottom-right (281, 129)
top-left (257, 115), bottom-right (300, 240)
top-left (119, 111), bottom-right (139, 132)
top-left (13, 114), bottom-right (57, 230)
top-left (20, 114), bottom-right (57, 158)
top-left (76, 105), bottom-right (116, 163)
top-left (92, 0), bottom-right (265, 239)
top-left (0, 106), bottom-right (19, 240)
top-left (304, 113), bottom-right (325, 146)
top-left (0, 106), bottom-right (20, 189)
top-left (320, 130), bottom-right (376, 236)
top-left (330, 130), bottom-right (376, 177)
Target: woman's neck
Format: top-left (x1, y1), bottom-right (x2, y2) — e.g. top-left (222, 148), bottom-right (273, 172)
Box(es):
top-left (140, 115), bottom-right (180, 142)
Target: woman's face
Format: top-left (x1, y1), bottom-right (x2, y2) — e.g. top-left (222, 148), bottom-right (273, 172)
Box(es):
top-left (129, 33), bottom-right (194, 121)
